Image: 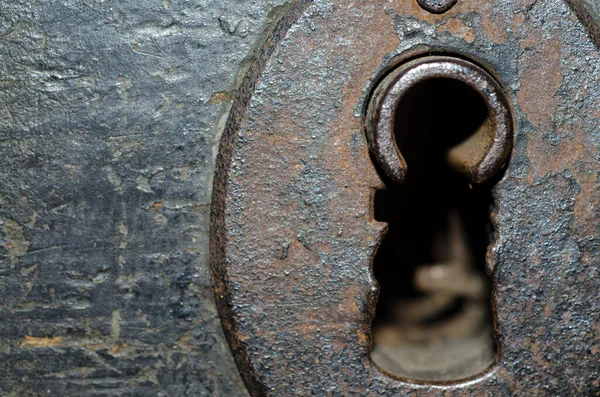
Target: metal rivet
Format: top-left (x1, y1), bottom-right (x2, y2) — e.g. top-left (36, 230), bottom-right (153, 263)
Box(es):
top-left (417, 0), bottom-right (458, 14)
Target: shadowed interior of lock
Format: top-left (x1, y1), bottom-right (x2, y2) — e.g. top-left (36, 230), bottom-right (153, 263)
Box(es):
top-left (370, 77), bottom-right (497, 381)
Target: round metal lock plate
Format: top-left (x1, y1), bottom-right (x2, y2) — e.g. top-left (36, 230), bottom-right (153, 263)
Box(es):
top-left (211, 0), bottom-right (600, 394)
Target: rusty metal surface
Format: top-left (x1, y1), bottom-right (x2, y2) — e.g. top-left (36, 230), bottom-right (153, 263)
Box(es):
top-left (212, 0), bottom-right (600, 395)
top-left (567, 0), bottom-right (600, 43)
top-left (365, 54), bottom-right (513, 184)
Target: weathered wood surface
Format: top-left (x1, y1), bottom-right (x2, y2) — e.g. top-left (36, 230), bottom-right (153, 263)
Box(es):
top-left (0, 1), bottom-right (287, 395)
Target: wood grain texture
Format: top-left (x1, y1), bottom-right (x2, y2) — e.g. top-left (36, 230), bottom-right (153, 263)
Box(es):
top-left (0, 0), bottom-right (289, 395)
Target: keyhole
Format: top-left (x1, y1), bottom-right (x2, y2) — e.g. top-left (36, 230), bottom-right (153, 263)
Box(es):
top-left (369, 77), bottom-right (498, 381)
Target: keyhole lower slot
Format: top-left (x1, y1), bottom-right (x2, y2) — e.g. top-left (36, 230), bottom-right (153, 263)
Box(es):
top-left (369, 78), bottom-right (497, 381)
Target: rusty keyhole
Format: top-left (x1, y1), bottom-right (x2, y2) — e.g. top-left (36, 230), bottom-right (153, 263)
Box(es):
top-left (366, 55), bottom-right (513, 185)
top-left (365, 55), bottom-right (513, 381)
top-left (212, 1), bottom-right (600, 393)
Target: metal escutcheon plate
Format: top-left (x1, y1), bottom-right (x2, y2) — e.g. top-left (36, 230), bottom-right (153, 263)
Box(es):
top-left (211, 0), bottom-right (600, 395)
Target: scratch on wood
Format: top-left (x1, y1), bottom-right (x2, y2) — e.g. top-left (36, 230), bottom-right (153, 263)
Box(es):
top-left (20, 336), bottom-right (64, 349)
top-left (111, 310), bottom-right (122, 340)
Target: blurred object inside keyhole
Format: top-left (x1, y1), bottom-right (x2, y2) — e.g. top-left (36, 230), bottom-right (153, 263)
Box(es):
top-left (370, 77), bottom-right (497, 381)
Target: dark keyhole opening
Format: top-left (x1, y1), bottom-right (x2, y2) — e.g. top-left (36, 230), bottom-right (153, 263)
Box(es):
top-left (370, 78), bottom-right (497, 381)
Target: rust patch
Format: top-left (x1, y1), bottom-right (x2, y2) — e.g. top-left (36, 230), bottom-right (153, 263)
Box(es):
top-left (476, 1), bottom-right (509, 45)
top-left (437, 18), bottom-right (475, 42)
top-left (511, 11), bottom-right (527, 35)
top-left (519, 29), bottom-right (600, 239)
top-left (526, 134), bottom-right (586, 178)
top-left (391, 0), bottom-right (508, 44)
top-left (518, 38), bottom-right (562, 131)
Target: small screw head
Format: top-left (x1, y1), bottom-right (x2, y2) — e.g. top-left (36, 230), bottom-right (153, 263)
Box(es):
top-left (417, 0), bottom-right (458, 14)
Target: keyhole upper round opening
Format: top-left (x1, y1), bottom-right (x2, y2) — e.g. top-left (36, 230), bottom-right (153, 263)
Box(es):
top-left (365, 55), bottom-right (513, 185)
top-left (394, 77), bottom-right (490, 178)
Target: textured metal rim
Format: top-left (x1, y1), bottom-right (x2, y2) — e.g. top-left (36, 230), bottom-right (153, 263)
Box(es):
top-left (365, 55), bottom-right (514, 184)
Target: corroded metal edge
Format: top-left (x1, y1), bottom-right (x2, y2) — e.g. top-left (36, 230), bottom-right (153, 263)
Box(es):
top-left (210, 1), bottom-right (313, 395)
top-left (566, 0), bottom-right (600, 44)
